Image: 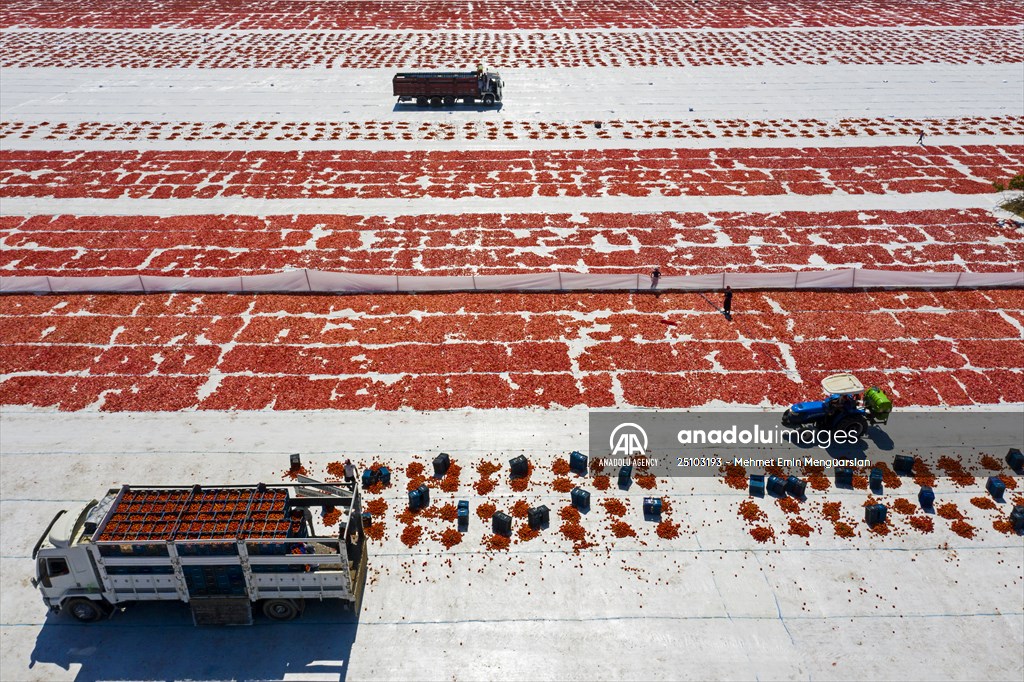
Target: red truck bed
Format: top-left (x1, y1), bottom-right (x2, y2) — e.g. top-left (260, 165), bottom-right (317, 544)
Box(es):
top-left (393, 72), bottom-right (480, 98)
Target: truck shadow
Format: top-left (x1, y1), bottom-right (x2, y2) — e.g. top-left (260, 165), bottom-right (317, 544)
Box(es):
top-left (29, 600), bottom-right (359, 681)
top-left (392, 102), bottom-right (504, 113)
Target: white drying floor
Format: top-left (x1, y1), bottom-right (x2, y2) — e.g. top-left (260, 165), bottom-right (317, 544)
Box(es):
top-left (1, 408), bottom-right (1021, 681)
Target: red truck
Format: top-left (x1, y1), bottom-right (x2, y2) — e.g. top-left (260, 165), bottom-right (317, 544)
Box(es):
top-left (393, 70), bottom-right (504, 106)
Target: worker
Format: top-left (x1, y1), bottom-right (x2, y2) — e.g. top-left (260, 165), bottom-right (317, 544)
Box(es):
top-left (343, 459), bottom-right (357, 488)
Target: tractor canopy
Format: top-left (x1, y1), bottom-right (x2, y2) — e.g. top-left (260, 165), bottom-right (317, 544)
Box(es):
top-left (821, 373), bottom-right (865, 396)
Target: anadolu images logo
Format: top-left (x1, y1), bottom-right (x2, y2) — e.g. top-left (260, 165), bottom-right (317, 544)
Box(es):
top-left (609, 422), bottom-right (648, 456)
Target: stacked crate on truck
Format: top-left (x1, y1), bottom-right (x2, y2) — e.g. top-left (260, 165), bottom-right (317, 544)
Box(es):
top-left (33, 479), bottom-right (367, 626)
top-left (393, 71), bottom-right (503, 106)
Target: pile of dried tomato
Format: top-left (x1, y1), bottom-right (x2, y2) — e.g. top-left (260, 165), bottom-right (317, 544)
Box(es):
top-left (992, 518), bottom-right (1014, 534)
top-left (908, 516), bottom-right (934, 533)
top-left (400, 524), bottom-right (422, 547)
top-left (283, 464), bottom-right (308, 480)
top-left (559, 505), bottom-right (581, 523)
top-left (551, 459), bottom-right (570, 475)
top-left (635, 474), bottom-right (657, 490)
top-left (517, 525), bottom-right (540, 542)
top-left (892, 498), bottom-right (917, 515)
top-left (979, 455), bottom-right (1003, 471)
top-left (326, 461), bottom-right (346, 479)
top-left (950, 519), bottom-right (976, 538)
top-left (366, 498), bottom-right (388, 516)
top-left (749, 526), bottom-right (775, 543)
top-left (322, 508), bottom-right (341, 526)
top-left (873, 461), bottom-right (902, 489)
top-left (483, 534), bottom-right (511, 551)
top-left (999, 475), bottom-right (1017, 490)
top-left (474, 460), bottom-right (500, 495)
top-left (365, 523), bottom-right (385, 541)
top-left (821, 502), bottom-right (842, 523)
top-left (476, 502), bottom-right (497, 521)
top-left (777, 497), bottom-right (800, 514)
top-left (913, 459), bottom-right (936, 488)
top-left (867, 522), bottom-right (890, 536)
top-left (721, 464), bottom-right (747, 490)
top-left (509, 460), bottom-right (533, 492)
top-left (738, 499), bottom-right (767, 523)
top-left (937, 456), bottom-right (974, 488)
top-left (439, 529), bottom-right (462, 548)
top-left (787, 519), bottom-right (813, 537)
top-left (601, 499), bottom-right (627, 517)
top-left (559, 522), bottom-right (586, 542)
top-left (609, 520), bottom-right (636, 537)
top-left (593, 475), bottom-right (611, 491)
top-left (552, 477), bottom-right (574, 493)
top-left (439, 462), bottom-right (462, 493)
top-left (656, 520), bottom-right (681, 539)
top-left (936, 502), bottom-right (963, 520)
top-left (832, 521), bottom-right (856, 538)
top-left (437, 503), bottom-right (459, 521)
top-left (511, 500), bottom-right (531, 518)
top-left (970, 496), bottom-right (996, 510)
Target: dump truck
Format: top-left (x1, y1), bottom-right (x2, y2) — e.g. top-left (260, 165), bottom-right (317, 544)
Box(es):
top-left (32, 477), bottom-right (367, 625)
top-left (393, 70), bottom-right (503, 106)
top-left (781, 372), bottom-right (893, 438)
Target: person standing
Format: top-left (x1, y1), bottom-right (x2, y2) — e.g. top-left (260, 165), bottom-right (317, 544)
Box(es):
top-left (651, 267), bottom-right (661, 289)
top-left (343, 459), bottom-right (357, 488)
top-left (917, 130), bottom-right (925, 146)
top-left (723, 286), bottom-right (733, 318)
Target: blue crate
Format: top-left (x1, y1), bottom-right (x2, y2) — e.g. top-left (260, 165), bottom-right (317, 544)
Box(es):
top-left (749, 475), bottom-right (765, 498)
top-left (835, 467), bottom-right (854, 488)
top-left (869, 468), bottom-right (884, 489)
top-left (571, 487), bottom-right (591, 510)
top-left (766, 475), bottom-right (787, 497)
top-left (528, 505), bottom-right (550, 530)
top-left (1006, 448), bottom-right (1024, 472)
top-left (361, 512), bottom-right (372, 528)
top-left (986, 476), bottom-right (1006, 499)
top-left (408, 487), bottom-right (423, 511)
top-left (618, 465), bottom-right (633, 489)
top-left (893, 455), bottom-right (915, 476)
top-left (918, 486), bottom-right (935, 509)
top-left (1010, 505), bottom-right (1024, 532)
top-left (457, 500), bottom-right (469, 520)
top-left (362, 469), bottom-right (377, 488)
top-left (492, 512), bottom-right (513, 536)
top-left (417, 483), bottom-right (430, 508)
top-left (643, 493), bottom-right (659, 516)
top-left (569, 451), bottom-right (588, 475)
top-left (509, 455), bottom-right (529, 478)
top-left (378, 467), bottom-right (391, 487)
top-left (865, 504), bottom-right (887, 527)
top-left (785, 475), bottom-right (807, 499)
top-left (433, 453), bottom-right (451, 478)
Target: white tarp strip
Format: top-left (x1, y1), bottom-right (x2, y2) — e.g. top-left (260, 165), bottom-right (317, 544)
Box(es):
top-left (3, 269), bottom-right (1022, 295)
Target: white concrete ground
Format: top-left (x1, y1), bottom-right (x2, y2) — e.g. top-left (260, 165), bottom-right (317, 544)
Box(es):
top-left (1, 409), bottom-right (1022, 681)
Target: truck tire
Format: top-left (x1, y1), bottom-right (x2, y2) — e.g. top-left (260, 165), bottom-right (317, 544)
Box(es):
top-left (443, 96), bottom-right (455, 106)
top-left (65, 598), bottom-right (106, 623)
top-left (835, 415), bottom-right (868, 439)
top-left (262, 599), bottom-right (301, 621)
top-left (483, 94), bottom-right (495, 105)
top-left (416, 97), bottom-right (427, 107)
top-left (429, 96), bottom-right (442, 107)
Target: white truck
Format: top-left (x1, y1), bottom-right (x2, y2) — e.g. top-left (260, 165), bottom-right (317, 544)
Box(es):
top-left (32, 478), bottom-right (367, 625)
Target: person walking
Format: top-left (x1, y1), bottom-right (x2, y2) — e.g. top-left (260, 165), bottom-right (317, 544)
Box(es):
top-left (723, 286), bottom-right (733, 319)
top-left (343, 459), bottom-right (357, 488)
top-left (917, 130), bottom-right (925, 146)
top-left (651, 267), bottom-right (661, 289)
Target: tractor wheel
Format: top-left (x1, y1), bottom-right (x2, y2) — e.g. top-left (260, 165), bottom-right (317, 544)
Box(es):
top-left (483, 94), bottom-right (495, 105)
top-left (262, 599), bottom-right (301, 621)
top-left (65, 598), bottom-right (107, 623)
top-left (835, 415), bottom-right (868, 439)
top-left (781, 409), bottom-right (794, 426)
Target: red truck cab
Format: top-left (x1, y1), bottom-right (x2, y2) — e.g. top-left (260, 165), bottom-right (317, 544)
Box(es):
top-left (393, 71), bottom-right (503, 106)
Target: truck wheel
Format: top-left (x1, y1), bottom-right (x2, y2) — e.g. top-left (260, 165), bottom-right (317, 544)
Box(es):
top-left (443, 96), bottom-right (455, 106)
top-left (416, 97), bottom-right (427, 107)
top-left (483, 94), bottom-right (495, 105)
top-left (262, 599), bottom-right (300, 621)
top-left (835, 415), bottom-right (868, 439)
top-left (65, 598), bottom-right (106, 623)
top-left (429, 96), bottom-right (442, 107)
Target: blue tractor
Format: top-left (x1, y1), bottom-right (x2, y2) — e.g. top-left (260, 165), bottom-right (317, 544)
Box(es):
top-left (781, 373), bottom-right (892, 438)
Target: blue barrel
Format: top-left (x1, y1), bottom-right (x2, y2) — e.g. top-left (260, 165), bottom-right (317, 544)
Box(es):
top-left (766, 475), bottom-right (787, 497)
top-left (785, 475), bottom-right (807, 499)
top-left (749, 475), bottom-right (765, 498)
top-left (1006, 448), bottom-right (1024, 472)
top-left (571, 486), bottom-right (591, 510)
top-left (918, 486), bottom-right (935, 509)
top-left (408, 487), bottom-right (422, 510)
top-left (378, 467), bottom-right (391, 487)
top-left (986, 476), bottom-right (1006, 499)
top-left (457, 500), bottom-right (469, 520)
top-left (643, 493), bottom-right (659, 516)
top-left (618, 465), bottom-right (633, 489)
top-left (892, 455), bottom-right (915, 476)
top-left (869, 468), bottom-right (884, 490)
top-left (417, 483), bottom-right (430, 508)
top-left (569, 451), bottom-right (588, 474)
top-left (361, 512), bottom-right (372, 527)
top-left (1010, 505), bottom-right (1024, 532)
top-left (836, 467), bottom-right (854, 487)
top-left (865, 503), bottom-right (887, 526)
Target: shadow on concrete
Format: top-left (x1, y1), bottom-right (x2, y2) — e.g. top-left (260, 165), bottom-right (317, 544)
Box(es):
top-left (29, 600), bottom-right (359, 681)
top-left (392, 102), bottom-right (504, 114)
